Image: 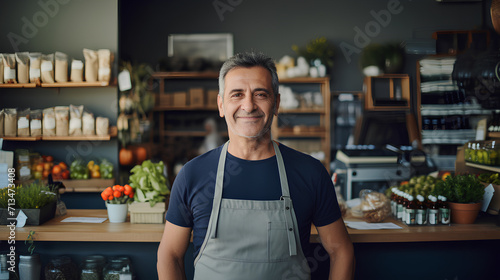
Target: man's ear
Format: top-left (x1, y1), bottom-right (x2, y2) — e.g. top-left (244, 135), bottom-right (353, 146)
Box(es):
top-left (274, 93), bottom-right (280, 116)
top-left (217, 94), bottom-right (224, 118)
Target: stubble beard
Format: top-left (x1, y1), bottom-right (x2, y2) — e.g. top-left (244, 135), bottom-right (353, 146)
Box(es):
top-left (223, 105), bottom-right (275, 140)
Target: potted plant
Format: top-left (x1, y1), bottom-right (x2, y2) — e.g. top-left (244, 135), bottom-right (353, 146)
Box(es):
top-left (127, 160), bottom-right (170, 224)
top-left (0, 183), bottom-right (57, 225)
top-left (437, 174), bottom-right (486, 224)
top-left (100, 184), bottom-right (134, 223)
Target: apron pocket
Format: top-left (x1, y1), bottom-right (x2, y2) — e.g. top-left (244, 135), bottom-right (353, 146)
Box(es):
top-left (268, 221), bottom-right (290, 261)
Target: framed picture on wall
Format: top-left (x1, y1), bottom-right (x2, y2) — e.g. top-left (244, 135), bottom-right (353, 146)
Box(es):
top-left (167, 33), bottom-right (233, 71)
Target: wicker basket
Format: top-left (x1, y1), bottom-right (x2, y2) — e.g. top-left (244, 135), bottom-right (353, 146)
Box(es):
top-left (128, 202), bottom-right (166, 224)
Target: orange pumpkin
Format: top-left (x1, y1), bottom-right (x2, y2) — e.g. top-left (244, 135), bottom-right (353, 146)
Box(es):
top-left (119, 148), bottom-right (134, 166)
top-left (134, 146), bottom-right (148, 164)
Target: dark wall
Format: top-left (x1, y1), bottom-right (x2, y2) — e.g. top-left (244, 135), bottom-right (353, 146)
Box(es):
top-left (120, 0), bottom-right (486, 91)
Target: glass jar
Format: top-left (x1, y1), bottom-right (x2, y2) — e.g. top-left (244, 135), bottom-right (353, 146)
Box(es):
top-left (103, 257), bottom-right (132, 280)
top-left (81, 255), bottom-right (107, 280)
top-left (80, 259), bottom-right (100, 280)
top-left (45, 256), bottom-right (78, 280)
top-left (16, 149), bottom-right (31, 181)
top-left (19, 254), bottom-right (41, 280)
top-left (0, 253), bottom-right (9, 280)
top-left (487, 140), bottom-right (499, 166)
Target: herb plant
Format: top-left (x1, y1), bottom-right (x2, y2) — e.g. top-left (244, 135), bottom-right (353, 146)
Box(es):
top-left (438, 174), bottom-right (485, 203)
top-left (0, 183), bottom-right (57, 209)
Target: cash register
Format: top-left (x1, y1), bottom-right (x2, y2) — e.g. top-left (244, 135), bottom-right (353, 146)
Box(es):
top-left (333, 145), bottom-right (412, 200)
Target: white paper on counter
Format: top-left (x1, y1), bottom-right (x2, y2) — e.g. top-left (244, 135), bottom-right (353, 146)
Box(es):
top-left (61, 217), bottom-right (107, 223)
top-left (344, 221), bottom-right (402, 230)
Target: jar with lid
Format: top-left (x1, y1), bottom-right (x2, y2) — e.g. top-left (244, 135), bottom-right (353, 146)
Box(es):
top-left (0, 253), bottom-right (8, 280)
top-left (45, 256), bottom-right (78, 280)
top-left (88, 255), bottom-right (107, 274)
top-left (16, 149), bottom-right (31, 181)
top-left (80, 259), bottom-right (100, 280)
top-left (487, 141), bottom-right (499, 166)
top-left (19, 254), bottom-right (41, 280)
top-left (103, 257), bottom-right (132, 280)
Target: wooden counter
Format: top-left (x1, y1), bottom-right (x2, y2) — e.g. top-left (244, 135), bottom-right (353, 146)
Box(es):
top-left (1, 209), bottom-right (499, 243)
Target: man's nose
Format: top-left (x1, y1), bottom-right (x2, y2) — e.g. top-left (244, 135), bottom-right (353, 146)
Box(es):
top-left (241, 93), bottom-right (256, 112)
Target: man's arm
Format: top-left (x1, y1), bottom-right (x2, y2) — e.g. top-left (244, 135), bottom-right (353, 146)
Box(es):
top-left (157, 221), bottom-right (192, 280)
top-left (316, 218), bottom-right (355, 280)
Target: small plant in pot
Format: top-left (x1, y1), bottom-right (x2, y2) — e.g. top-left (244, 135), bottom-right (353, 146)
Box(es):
top-left (0, 182), bottom-right (57, 225)
top-left (127, 160), bottom-right (171, 223)
top-left (437, 174), bottom-right (485, 224)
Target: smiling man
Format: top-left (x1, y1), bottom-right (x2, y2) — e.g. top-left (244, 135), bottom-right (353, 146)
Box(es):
top-left (157, 51), bottom-right (355, 280)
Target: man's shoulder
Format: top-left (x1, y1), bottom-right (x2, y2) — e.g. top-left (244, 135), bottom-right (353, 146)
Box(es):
top-left (183, 145), bottom-right (223, 170)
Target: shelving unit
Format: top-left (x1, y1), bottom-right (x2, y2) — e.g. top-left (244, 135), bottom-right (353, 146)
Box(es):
top-left (0, 83), bottom-right (118, 192)
top-left (273, 76), bottom-right (331, 170)
top-left (363, 74), bottom-right (410, 111)
top-left (416, 56), bottom-right (494, 169)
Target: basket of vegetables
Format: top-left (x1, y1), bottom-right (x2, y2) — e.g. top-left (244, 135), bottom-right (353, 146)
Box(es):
top-left (127, 160), bottom-right (170, 224)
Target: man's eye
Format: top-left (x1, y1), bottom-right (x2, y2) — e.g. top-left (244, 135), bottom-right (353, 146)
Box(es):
top-left (231, 93), bottom-right (242, 97)
top-left (255, 92), bottom-right (268, 98)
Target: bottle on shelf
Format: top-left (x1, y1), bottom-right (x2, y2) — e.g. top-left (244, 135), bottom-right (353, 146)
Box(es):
top-left (405, 195), bottom-right (417, 225)
top-left (416, 194), bottom-right (427, 225)
top-left (439, 195), bottom-right (450, 225)
top-left (390, 187), bottom-right (398, 216)
top-left (428, 195), bottom-right (439, 225)
top-left (402, 193), bottom-right (409, 224)
top-left (396, 190), bottom-right (405, 221)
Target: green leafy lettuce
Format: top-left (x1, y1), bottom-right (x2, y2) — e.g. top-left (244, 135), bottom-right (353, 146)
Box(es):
top-left (128, 160), bottom-right (170, 206)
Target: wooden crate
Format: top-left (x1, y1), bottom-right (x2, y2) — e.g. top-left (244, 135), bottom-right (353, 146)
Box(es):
top-left (128, 202), bottom-right (165, 224)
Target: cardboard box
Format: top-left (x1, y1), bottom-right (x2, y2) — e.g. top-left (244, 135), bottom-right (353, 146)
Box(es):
top-left (173, 91), bottom-right (187, 107)
top-left (207, 89), bottom-right (219, 108)
top-left (158, 93), bottom-right (173, 106)
top-left (189, 88), bottom-right (205, 107)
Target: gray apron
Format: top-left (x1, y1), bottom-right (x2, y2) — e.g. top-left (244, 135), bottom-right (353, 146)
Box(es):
top-left (194, 141), bottom-right (311, 280)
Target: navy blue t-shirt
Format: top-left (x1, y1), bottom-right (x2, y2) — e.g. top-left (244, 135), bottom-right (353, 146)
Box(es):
top-left (166, 143), bottom-right (341, 258)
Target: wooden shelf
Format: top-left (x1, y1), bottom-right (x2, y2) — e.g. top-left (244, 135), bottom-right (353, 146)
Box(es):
top-left (151, 71), bottom-right (219, 79)
top-left (489, 132), bottom-right (500, 139)
top-left (1, 126), bottom-right (117, 141)
top-left (0, 83), bottom-right (37, 88)
top-left (0, 81), bottom-right (113, 88)
top-left (153, 106), bottom-right (218, 111)
top-left (41, 81), bottom-right (111, 87)
top-left (16, 178), bottom-right (115, 192)
top-left (0, 136), bottom-right (41, 141)
top-left (465, 162), bottom-right (500, 173)
top-left (161, 130), bottom-right (228, 137)
top-left (279, 108), bottom-right (325, 114)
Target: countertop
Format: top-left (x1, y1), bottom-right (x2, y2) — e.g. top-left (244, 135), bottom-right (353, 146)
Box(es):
top-left (1, 209), bottom-right (500, 243)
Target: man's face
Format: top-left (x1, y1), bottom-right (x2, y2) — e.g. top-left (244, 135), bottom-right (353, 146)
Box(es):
top-left (218, 66), bottom-right (279, 139)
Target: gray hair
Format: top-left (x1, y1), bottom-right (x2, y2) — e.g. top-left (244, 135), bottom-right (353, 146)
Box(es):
top-left (218, 52), bottom-right (279, 98)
